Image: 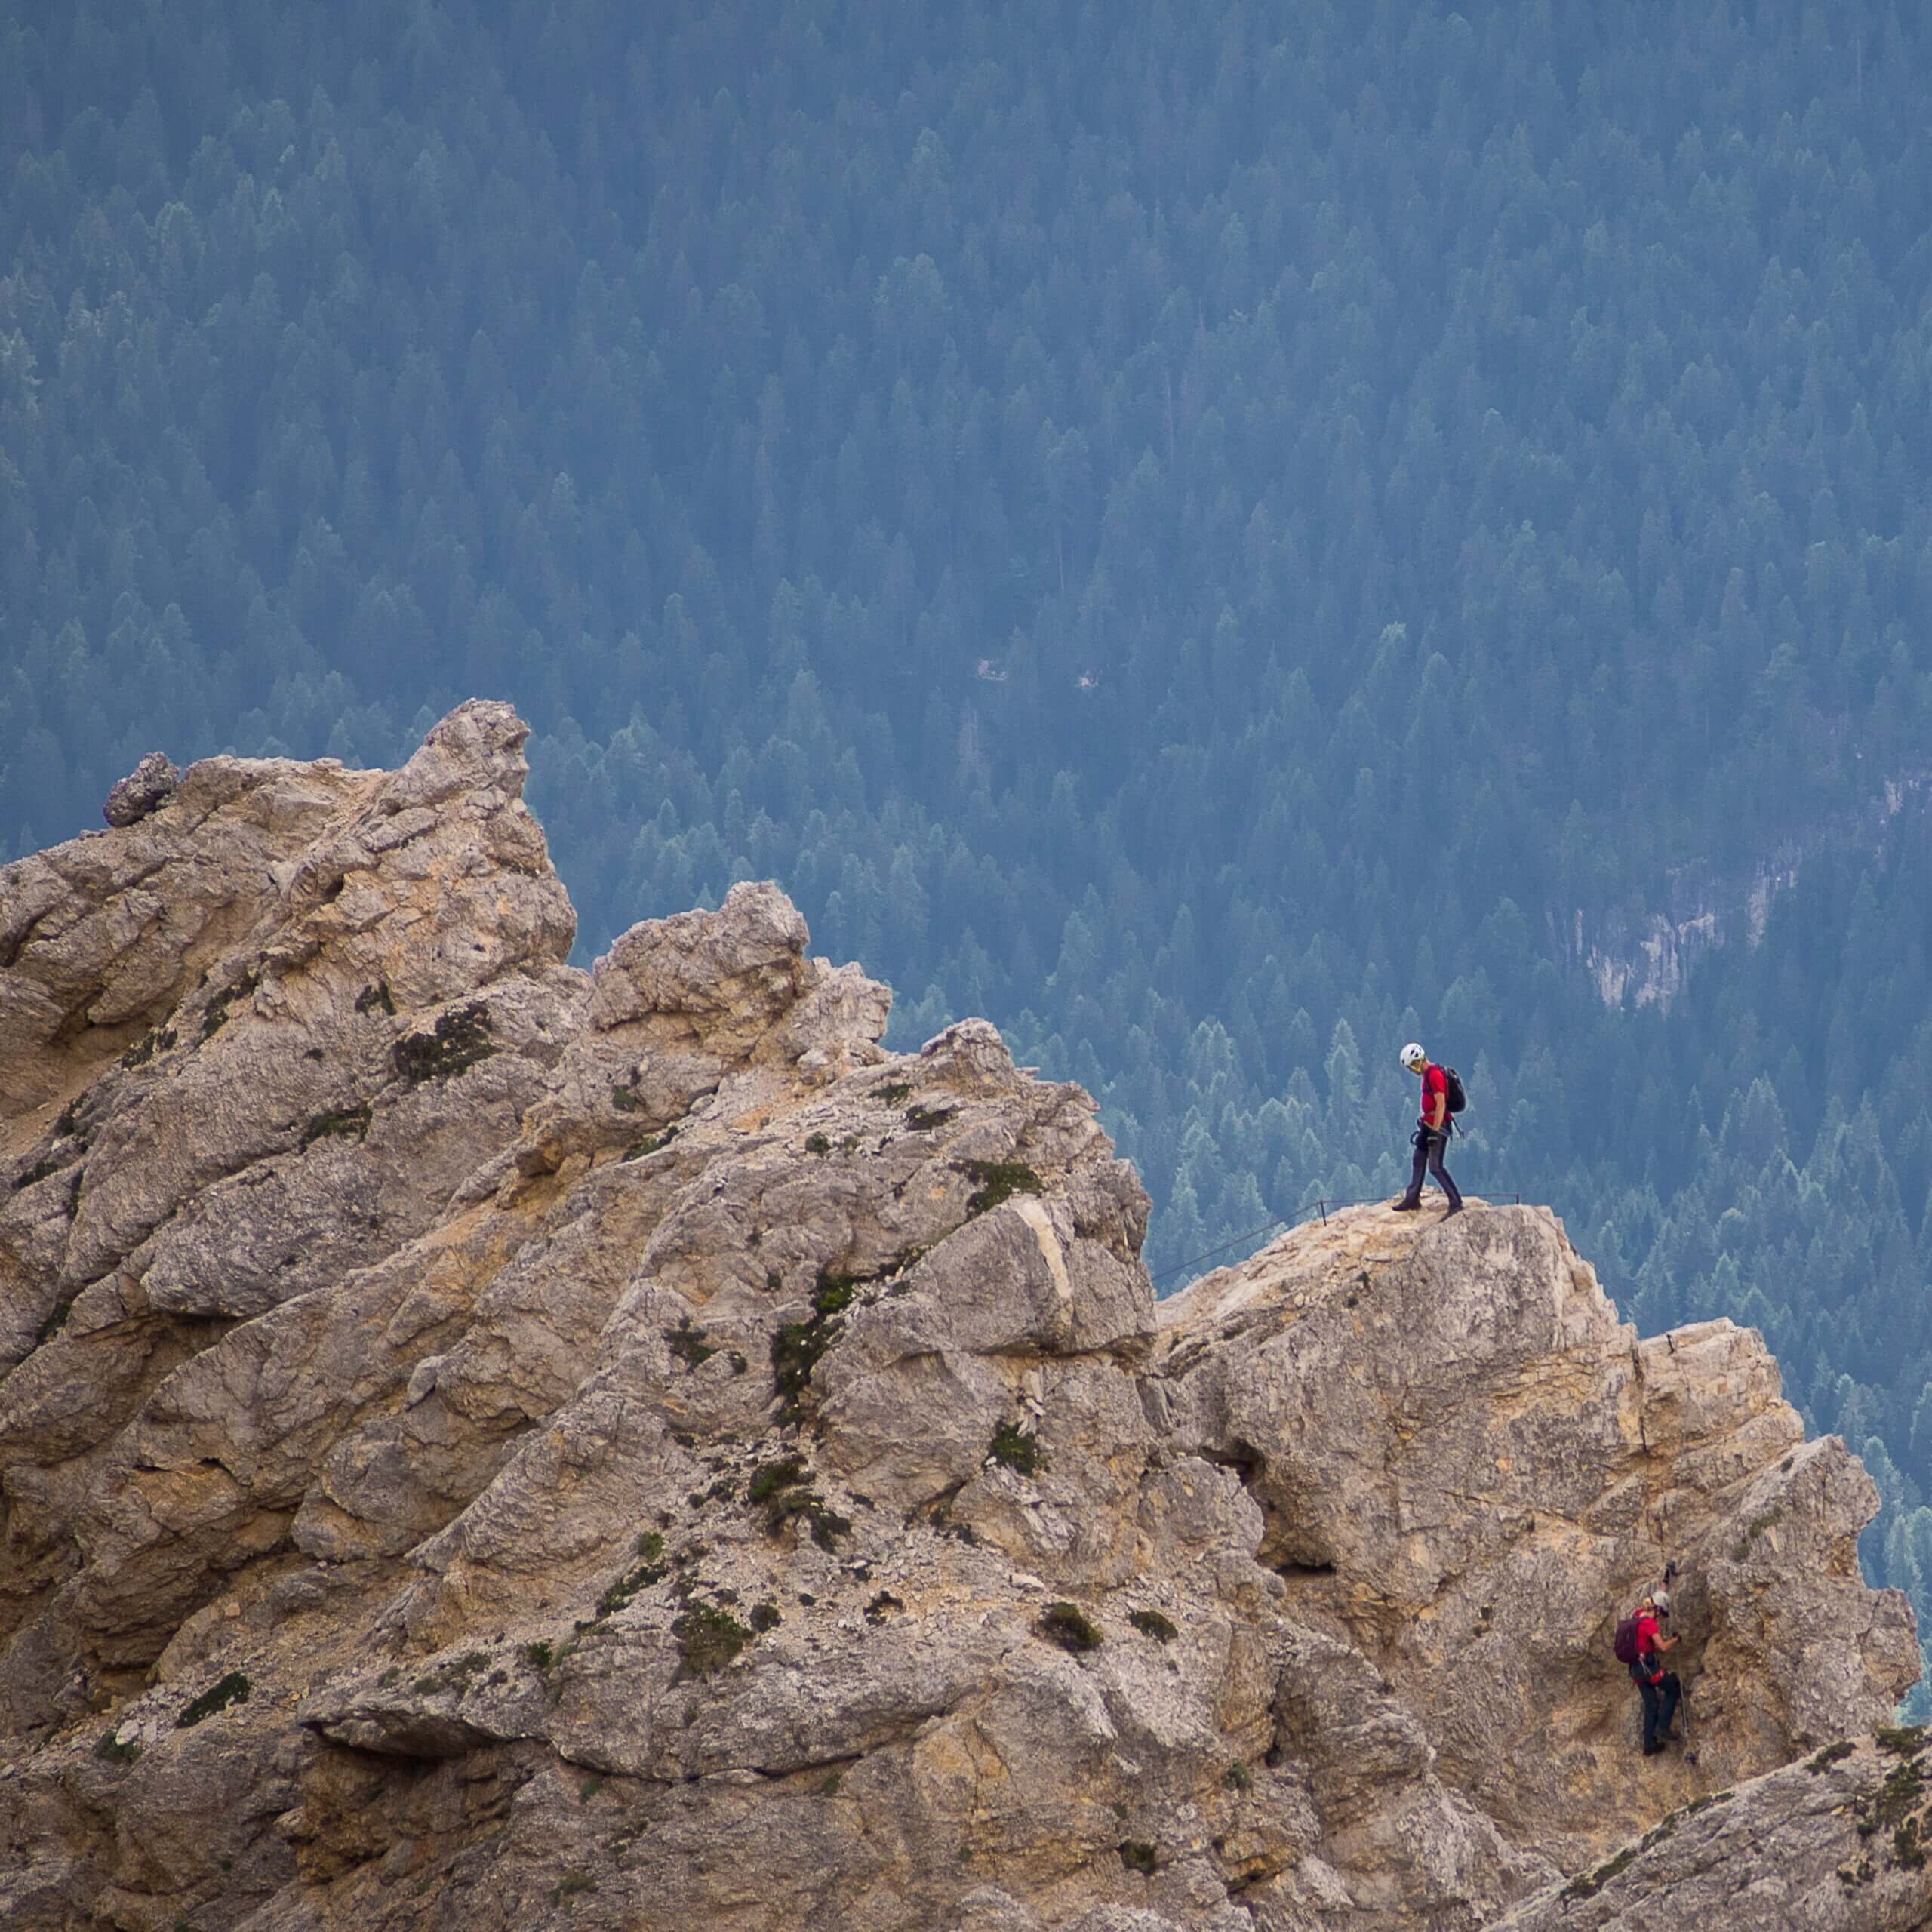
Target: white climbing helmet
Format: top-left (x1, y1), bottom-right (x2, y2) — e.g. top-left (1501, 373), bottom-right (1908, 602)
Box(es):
top-left (1400, 1041), bottom-right (1426, 1073)
top-left (1653, 1587), bottom-right (1672, 1617)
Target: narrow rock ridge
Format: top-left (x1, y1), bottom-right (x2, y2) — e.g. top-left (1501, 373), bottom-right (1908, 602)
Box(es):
top-left (1489, 1730), bottom-right (1932, 1931)
top-left (0, 705), bottom-right (1918, 1932)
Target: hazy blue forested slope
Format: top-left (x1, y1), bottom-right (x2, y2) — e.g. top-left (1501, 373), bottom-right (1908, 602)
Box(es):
top-left (7, 0), bottom-right (1932, 1694)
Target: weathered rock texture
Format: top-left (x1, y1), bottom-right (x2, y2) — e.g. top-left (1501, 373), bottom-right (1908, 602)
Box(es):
top-left (0, 705), bottom-right (1918, 1932)
top-left (1489, 1730), bottom-right (1932, 1930)
top-left (1155, 1210), bottom-right (1920, 1870)
top-left (100, 753), bottom-right (182, 830)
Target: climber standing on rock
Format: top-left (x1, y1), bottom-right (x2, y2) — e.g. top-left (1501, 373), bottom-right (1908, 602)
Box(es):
top-left (1393, 1041), bottom-right (1463, 1216)
top-left (1628, 1588), bottom-right (1681, 1756)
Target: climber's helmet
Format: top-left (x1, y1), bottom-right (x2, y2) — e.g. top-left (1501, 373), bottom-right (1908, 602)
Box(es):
top-left (1400, 1042), bottom-right (1427, 1074)
top-left (1652, 1588), bottom-right (1672, 1617)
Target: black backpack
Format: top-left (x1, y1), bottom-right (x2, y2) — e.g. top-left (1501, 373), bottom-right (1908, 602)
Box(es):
top-left (1443, 1066), bottom-right (1467, 1116)
top-left (1612, 1615), bottom-right (1641, 1666)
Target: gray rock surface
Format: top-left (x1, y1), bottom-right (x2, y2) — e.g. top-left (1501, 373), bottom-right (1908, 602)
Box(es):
top-left (102, 752), bottom-right (182, 828)
top-left (1155, 1208), bottom-right (1918, 1871)
top-left (1488, 1730), bottom-right (1932, 1930)
top-left (0, 704), bottom-right (1918, 1932)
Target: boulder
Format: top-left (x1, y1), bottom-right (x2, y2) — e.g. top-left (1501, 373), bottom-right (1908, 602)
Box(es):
top-left (101, 752), bottom-right (181, 828)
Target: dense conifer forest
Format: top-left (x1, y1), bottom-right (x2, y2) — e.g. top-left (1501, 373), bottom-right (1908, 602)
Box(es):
top-left (7, 0), bottom-right (1932, 1695)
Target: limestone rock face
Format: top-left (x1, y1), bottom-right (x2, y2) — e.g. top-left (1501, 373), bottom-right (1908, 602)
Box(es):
top-left (0, 706), bottom-right (1918, 1932)
top-left (1155, 1208), bottom-right (1918, 1871)
top-left (1488, 1731), bottom-right (1932, 1930)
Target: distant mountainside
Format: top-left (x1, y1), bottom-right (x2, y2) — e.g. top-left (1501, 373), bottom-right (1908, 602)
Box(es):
top-left (0, 709), bottom-right (1921, 1931)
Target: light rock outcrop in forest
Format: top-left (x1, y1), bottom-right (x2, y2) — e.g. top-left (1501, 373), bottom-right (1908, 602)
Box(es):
top-left (0, 704), bottom-right (1920, 1932)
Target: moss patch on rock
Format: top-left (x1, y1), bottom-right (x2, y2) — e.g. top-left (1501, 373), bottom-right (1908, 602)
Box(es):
top-left (1039, 1602), bottom-right (1103, 1653)
top-left (393, 1003), bottom-right (496, 1083)
top-left (413, 1651), bottom-right (491, 1697)
top-left (354, 980), bottom-right (395, 1016)
top-left (746, 1453), bottom-right (851, 1549)
top-left (672, 1602), bottom-right (752, 1679)
top-left (300, 1102), bottom-right (372, 1149)
top-left (592, 1536), bottom-right (669, 1620)
top-left (1561, 1844), bottom-right (1638, 1901)
top-left (1855, 1749), bottom-right (1930, 1867)
top-left (201, 969), bottom-right (260, 1038)
top-left (1732, 1506), bottom-right (1783, 1561)
top-left (749, 1455), bottom-right (810, 1506)
top-left (958, 1159), bottom-right (1044, 1216)
top-left (666, 1318), bottom-right (716, 1370)
top-left (771, 1271), bottom-right (860, 1417)
top-left (176, 1670), bottom-right (251, 1728)
top-left (989, 1420), bottom-right (1041, 1476)
top-left (121, 1023), bottom-right (177, 1067)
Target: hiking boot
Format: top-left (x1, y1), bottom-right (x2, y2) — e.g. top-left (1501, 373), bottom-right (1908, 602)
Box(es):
top-left (1442, 1201), bottom-right (1463, 1217)
top-left (1392, 1198), bottom-right (1421, 1212)
top-left (1641, 1742), bottom-right (1665, 1757)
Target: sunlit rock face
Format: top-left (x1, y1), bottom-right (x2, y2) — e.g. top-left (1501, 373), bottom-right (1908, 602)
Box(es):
top-left (0, 705), bottom-right (1917, 1932)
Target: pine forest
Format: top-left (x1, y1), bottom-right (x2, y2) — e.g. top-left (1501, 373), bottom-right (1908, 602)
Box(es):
top-left (7, 0), bottom-right (1932, 1696)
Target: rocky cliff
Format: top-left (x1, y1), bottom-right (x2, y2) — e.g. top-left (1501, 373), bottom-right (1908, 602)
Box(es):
top-left (0, 703), bottom-right (1921, 1932)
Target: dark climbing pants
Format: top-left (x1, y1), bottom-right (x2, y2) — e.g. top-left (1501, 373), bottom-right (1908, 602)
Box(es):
top-left (1401, 1129), bottom-right (1462, 1211)
top-left (1637, 1669), bottom-right (1680, 1752)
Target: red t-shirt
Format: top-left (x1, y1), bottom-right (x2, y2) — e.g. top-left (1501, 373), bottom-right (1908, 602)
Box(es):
top-left (1420, 1063), bottom-right (1447, 1126)
top-left (1634, 1611), bottom-right (1665, 1678)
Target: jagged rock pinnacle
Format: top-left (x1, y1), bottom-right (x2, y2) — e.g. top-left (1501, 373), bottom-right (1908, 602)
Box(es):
top-left (0, 706), bottom-right (1919, 1931)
